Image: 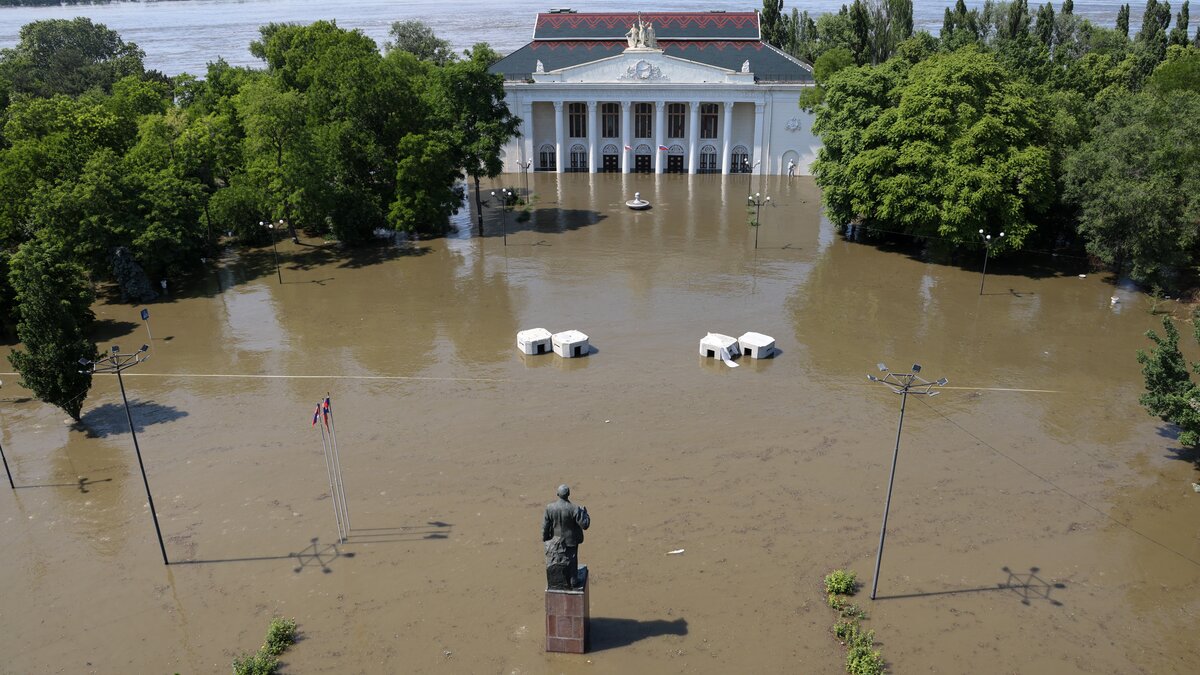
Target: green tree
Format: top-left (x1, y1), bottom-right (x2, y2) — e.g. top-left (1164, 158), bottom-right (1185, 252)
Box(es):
top-left (1146, 46), bottom-right (1200, 93)
top-left (0, 18), bottom-right (145, 98)
top-left (430, 45), bottom-right (520, 234)
top-left (1170, 2), bottom-right (1192, 45)
top-left (7, 238), bottom-right (95, 421)
top-left (1137, 316), bottom-right (1200, 447)
top-left (1118, 4), bottom-right (1131, 37)
top-left (761, 0), bottom-right (786, 48)
top-left (389, 131), bottom-right (463, 233)
top-left (385, 20), bottom-right (455, 65)
top-left (799, 47), bottom-right (856, 110)
top-left (813, 47), bottom-right (1053, 248)
top-left (1063, 90), bottom-right (1200, 285)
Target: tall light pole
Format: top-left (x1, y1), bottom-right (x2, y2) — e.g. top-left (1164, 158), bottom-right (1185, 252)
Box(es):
top-left (0, 380), bottom-right (14, 489)
top-left (260, 220), bottom-right (283, 284)
top-left (80, 344), bottom-right (168, 566)
top-left (866, 362), bottom-right (947, 600)
top-left (744, 159), bottom-right (760, 198)
top-left (520, 160), bottom-right (532, 200)
top-left (748, 192), bottom-right (770, 249)
top-left (979, 229), bottom-right (1004, 295)
top-left (491, 188), bottom-right (514, 246)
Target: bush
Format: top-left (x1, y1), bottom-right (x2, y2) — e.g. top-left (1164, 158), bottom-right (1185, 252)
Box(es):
top-left (825, 569), bottom-right (857, 596)
top-left (232, 651), bottom-right (278, 675)
top-left (263, 618), bottom-right (297, 656)
top-left (846, 642), bottom-right (885, 675)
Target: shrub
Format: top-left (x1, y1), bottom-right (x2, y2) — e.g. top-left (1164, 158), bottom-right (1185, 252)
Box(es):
top-left (833, 619), bottom-right (858, 641)
top-left (263, 618), bottom-right (297, 656)
top-left (232, 651), bottom-right (278, 675)
top-left (846, 641), bottom-right (885, 675)
top-left (825, 569), bottom-right (857, 596)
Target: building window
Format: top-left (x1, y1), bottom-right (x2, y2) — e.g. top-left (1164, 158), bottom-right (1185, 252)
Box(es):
top-left (601, 103), bottom-right (619, 138)
top-left (569, 143), bottom-right (588, 172)
top-left (539, 143), bottom-right (556, 171)
top-left (634, 103), bottom-right (652, 138)
top-left (700, 103), bottom-right (718, 139)
top-left (699, 144), bottom-right (718, 173)
top-left (667, 103), bottom-right (685, 139)
top-left (568, 103), bottom-right (586, 138)
top-left (731, 145), bottom-right (749, 173)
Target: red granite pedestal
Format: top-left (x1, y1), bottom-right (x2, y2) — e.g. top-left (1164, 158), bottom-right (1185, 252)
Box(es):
top-left (545, 566), bottom-right (589, 653)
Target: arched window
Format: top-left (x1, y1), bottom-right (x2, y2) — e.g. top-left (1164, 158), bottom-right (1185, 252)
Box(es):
top-left (602, 144), bottom-right (619, 155)
top-left (539, 144), bottom-right (556, 171)
top-left (731, 145), bottom-right (750, 173)
top-left (699, 144), bottom-right (718, 173)
top-left (569, 143), bottom-right (588, 172)
top-left (667, 144), bottom-right (685, 155)
top-left (634, 143), bottom-right (653, 155)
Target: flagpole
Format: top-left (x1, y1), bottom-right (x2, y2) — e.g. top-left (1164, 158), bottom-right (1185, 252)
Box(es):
top-left (325, 393), bottom-right (351, 534)
top-left (317, 410), bottom-right (345, 542)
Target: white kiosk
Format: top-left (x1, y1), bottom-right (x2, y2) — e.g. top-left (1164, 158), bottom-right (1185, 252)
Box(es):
top-left (699, 333), bottom-right (741, 360)
top-left (552, 330), bottom-right (590, 358)
top-left (517, 328), bottom-right (553, 355)
top-left (738, 332), bottom-right (776, 359)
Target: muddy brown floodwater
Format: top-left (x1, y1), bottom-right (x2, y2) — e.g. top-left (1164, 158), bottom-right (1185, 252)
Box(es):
top-left (1, 174), bottom-right (1198, 674)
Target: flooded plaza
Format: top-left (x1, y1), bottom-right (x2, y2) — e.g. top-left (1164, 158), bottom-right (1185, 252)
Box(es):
top-left (1, 173), bottom-right (1198, 673)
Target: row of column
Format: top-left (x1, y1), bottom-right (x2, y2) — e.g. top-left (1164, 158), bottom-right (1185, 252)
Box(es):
top-left (535, 100), bottom-right (765, 175)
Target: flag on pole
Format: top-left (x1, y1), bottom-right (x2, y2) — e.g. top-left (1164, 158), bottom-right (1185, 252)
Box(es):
top-left (311, 405), bottom-right (321, 427)
top-left (321, 398), bottom-right (331, 429)
top-left (658, 145), bottom-right (669, 152)
top-left (624, 145), bottom-right (632, 151)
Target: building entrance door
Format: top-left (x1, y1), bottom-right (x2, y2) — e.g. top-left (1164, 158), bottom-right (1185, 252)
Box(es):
top-left (634, 155), bottom-right (652, 173)
top-left (666, 155), bottom-right (685, 173)
top-left (602, 154), bottom-right (619, 172)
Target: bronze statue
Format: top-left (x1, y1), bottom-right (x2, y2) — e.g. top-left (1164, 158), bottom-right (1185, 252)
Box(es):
top-left (543, 484), bottom-right (590, 589)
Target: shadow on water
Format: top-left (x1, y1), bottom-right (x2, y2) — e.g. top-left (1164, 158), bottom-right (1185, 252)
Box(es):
top-left (81, 400), bottom-right (189, 437)
top-left (91, 319), bottom-right (140, 343)
top-left (589, 617), bottom-right (688, 652)
top-left (481, 208), bottom-right (608, 238)
top-left (847, 229), bottom-right (1086, 281)
top-left (14, 476), bottom-right (113, 492)
top-left (875, 566), bottom-right (1066, 606)
top-left (172, 537), bottom-right (355, 573)
top-left (1157, 425), bottom-right (1200, 468)
top-left (344, 521), bottom-right (453, 544)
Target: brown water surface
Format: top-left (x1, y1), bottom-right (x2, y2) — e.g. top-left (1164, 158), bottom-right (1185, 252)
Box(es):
top-left (1, 174), bottom-right (1198, 673)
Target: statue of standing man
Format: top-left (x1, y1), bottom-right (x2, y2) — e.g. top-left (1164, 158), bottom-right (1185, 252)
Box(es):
top-left (543, 484), bottom-right (590, 590)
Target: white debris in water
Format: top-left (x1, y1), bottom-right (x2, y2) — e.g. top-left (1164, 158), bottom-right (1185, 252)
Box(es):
top-left (1078, 274), bottom-right (1087, 278)
top-left (1192, 483), bottom-right (1200, 493)
top-left (667, 549), bottom-right (685, 555)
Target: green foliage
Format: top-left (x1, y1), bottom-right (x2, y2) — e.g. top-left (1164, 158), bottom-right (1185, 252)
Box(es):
top-left (109, 247), bottom-right (157, 303)
top-left (825, 569), bottom-right (858, 595)
top-left (813, 47), bottom-right (1053, 249)
top-left (1137, 316), bottom-right (1200, 447)
top-left (263, 618), bottom-right (297, 656)
top-left (1146, 47), bottom-right (1200, 93)
top-left (7, 238), bottom-right (95, 421)
top-left (846, 630), bottom-right (886, 675)
top-left (390, 131), bottom-right (464, 234)
top-left (386, 20), bottom-right (455, 65)
top-left (0, 18), bottom-right (145, 99)
top-left (761, 0), bottom-right (787, 48)
top-left (232, 617), bottom-right (296, 675)
top-left (232, 651), bottom-right (278, 675)
top-left (1063, 90), bottom-right (1200, 286)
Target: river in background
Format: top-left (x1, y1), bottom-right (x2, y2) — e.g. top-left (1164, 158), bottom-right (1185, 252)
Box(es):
top-left (2, 0), bottom-right (1145, 76)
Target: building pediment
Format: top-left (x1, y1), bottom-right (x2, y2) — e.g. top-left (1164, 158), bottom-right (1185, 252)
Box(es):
top-left (531, 49), bottom-right (754, 85)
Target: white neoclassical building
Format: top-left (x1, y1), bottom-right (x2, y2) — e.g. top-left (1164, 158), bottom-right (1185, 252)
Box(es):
top-left (489, 10), bottom-right (820, 176)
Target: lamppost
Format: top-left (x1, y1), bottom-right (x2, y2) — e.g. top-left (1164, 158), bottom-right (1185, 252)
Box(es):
top-left (978, 229), bottom-right (1005, 295)
top-left (0, 380), bottom-right (14, 489)
top-left (744, 159), bottom-right (760, 198)
top-left (519, 160), bottom-right (532, 199)
top-left (865, 362), bottom-right (947, 600)
top-left (259, 220), bottom-right (284, 284)
top-left (748, 192), bottom-right (771, 249)
top-left (80, 344), bottom-right (168, 566)
top-left (491, 188), bottom-right (515, 246)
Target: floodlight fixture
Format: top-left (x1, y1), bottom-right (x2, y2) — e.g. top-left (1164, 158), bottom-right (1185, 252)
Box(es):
top-left (78, 358), bottom-right (91, 366)
top-left (865, 360), bottom-right (948, 600)
top-left (140, 344), bottom-right (150, 353)
top-left (111, 345), bottom-right (120, 354)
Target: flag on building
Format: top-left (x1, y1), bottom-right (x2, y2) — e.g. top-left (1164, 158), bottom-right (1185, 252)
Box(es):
top-left (658, 145), bottom-right (669, 151)
top-left (624, 145), bottom-right (632, 151)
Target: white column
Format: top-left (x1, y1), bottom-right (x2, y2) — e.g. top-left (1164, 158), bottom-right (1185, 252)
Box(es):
top-left (654, 100), bottom-right (665, 174)
top-left (621, 101), bottom-right (632, 174)
top-left (587, 100), bottom-right (598, 174)
top-left (521, 100), bottom-right (534, 171)
top-left (721, 101), bottom-right (733, 175)
top-left (553, 100), bottom-right (564, 174)
top-left (752, 101), bottom-right (766, 174)
top-left (687, 101), bottom-right (700, 174)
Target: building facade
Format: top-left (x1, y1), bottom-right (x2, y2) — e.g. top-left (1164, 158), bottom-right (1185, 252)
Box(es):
top-left (489, 10), bottom-right (819, 176)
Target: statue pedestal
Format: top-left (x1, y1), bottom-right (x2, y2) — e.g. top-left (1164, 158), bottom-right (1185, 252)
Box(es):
top-left (545, 566), bottom-right (589, 653)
